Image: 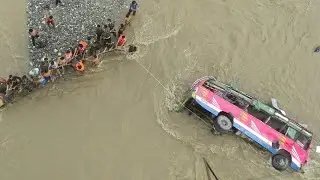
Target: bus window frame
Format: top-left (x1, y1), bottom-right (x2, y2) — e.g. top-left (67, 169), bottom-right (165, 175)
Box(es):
top-left (265, 116), bottom-right (287, 132)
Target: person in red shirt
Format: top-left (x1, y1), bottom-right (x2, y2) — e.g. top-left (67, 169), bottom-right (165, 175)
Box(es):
top-left (46, 15), bottom-right (55, 28)
top-left (116, 35), bottom-right (127, 48)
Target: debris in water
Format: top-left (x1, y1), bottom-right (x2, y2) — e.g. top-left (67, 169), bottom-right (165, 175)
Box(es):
top-left (203, 157), bottom-right (219, 180)
top-left (314, 46), bottom-right (320, 53)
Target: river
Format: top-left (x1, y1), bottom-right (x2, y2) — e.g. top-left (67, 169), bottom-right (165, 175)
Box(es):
top-left (0, 0), bottom-right (320, 179)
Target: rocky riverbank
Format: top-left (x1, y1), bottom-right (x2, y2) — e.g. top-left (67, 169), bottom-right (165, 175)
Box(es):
top-left (26, 0), bottom-right (128, 67)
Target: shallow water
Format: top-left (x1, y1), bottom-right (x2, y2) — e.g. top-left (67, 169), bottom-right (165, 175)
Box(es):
top-left (1, 0), bottom-right (320, 179)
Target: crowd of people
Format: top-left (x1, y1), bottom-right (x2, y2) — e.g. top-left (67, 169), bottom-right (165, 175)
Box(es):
top-left (0, 0), bottom-right (139, 108)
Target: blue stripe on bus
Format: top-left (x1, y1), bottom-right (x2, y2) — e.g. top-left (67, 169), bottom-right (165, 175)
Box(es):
top-left (233, 122), bottom-right (277, 154)
top-left (195, 99), bottom-right (219, 116)
top-left (290, 162), bottom-right (300, 171)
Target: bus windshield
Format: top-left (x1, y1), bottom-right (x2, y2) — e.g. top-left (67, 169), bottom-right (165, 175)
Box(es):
top-left (284, 126), bottom-right (312, 150)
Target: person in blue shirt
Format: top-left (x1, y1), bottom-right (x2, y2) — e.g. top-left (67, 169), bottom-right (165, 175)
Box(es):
top-left (126, 1), bottom-right (138, 17)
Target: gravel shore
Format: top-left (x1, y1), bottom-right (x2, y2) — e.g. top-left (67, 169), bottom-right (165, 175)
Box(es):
top-left (27, 0), bottom-right (128, 67)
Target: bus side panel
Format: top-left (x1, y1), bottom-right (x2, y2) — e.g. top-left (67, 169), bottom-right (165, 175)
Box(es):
top-left (233, 120), bottom-right (277, 154)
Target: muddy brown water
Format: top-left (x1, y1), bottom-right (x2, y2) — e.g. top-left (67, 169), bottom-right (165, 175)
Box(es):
top-left (1, 0), bottom-right (320, 179)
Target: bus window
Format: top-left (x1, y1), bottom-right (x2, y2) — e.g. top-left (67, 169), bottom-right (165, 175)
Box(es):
top-left (247, 105), bottom-right (269, 122)
top-left (296, 134), bottom-right (311, 150)
top-left (266, 117), bottom-right (287, 132)
top-left (224, 93), bottom-right (249, 109)
top-left (284, 126), bottom-right (311, 150)
top-left (224, 93), bottom-right (237, 104)
top-left (285, 127), bottom-right (299, 140)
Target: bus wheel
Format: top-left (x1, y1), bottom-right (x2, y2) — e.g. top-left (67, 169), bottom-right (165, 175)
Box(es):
top-left (272, 152), bottom-right (291, 171)
top-left (213, 115), bottom-right (233, 133)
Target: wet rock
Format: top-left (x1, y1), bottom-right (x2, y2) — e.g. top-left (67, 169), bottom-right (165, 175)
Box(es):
top-left (27, 0), bottom-right (129, 67)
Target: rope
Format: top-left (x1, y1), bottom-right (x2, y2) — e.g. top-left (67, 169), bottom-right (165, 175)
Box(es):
top-left (132, 57), bottom-right (214, 127)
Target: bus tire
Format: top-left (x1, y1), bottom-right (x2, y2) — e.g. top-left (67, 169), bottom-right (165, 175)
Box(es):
top-left (272, 151), bottom-right (291, 171)
top-left (213, 115), bottom-right (233, 133)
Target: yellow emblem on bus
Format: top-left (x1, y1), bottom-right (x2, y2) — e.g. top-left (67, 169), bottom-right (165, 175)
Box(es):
top-left (240, 111), bottom-right (248, 122)
top-left (279, 136), bottom-right (286, 146)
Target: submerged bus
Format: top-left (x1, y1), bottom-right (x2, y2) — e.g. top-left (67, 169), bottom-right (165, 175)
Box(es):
top-left (182, 77), bottom-right (313, 172)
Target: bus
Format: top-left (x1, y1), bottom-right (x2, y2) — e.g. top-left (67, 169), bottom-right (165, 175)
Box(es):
top-left (182, 77), bottom-right (313, 172)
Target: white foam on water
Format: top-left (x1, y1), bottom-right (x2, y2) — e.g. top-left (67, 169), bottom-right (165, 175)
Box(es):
top-left (163, 47), bottom-right (202, 112)
top-left (133, 6), bottom-right (183, 46)
top-left (135, 26), bottom-right (181, 46)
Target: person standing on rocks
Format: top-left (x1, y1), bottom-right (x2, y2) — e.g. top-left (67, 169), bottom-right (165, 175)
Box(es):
top-left (64, 50), bottom-right (73, 63)
top-left (96, 25), bottom-right (104, 42)
top-left (46, 15), bottom-right (55, 28)
top-left (57, 57), bottom-right (66, 74)
top-left (117, 24), bottom-right (125, 38)
top-left (102, 25), bottom-right (112, 49)
top-left (124, 14), bottom-right (131, 27)
top-left (40, 68), bottom-right (55, 87)
top-left (107, 19), bottom-right (116, 37)
top-left (86, 37), bottom-right (96, 56)
top-left (28, 28), bottom-right (40, 47)
top-left (73, 41), bottom-right (88, 58)
top-left (49, 60), bottom-right (62, 77)
top-left (126, 1), bottom-right (138, 17)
